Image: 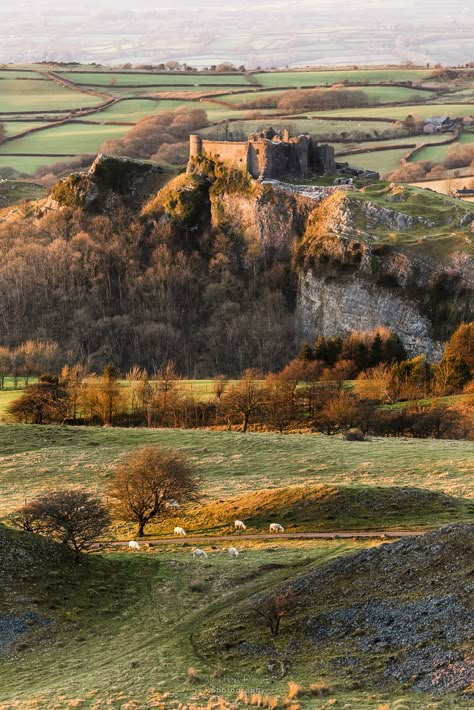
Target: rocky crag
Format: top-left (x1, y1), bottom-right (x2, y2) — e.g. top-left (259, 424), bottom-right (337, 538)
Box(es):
top-left (5, 154), bottom-right (474, 363)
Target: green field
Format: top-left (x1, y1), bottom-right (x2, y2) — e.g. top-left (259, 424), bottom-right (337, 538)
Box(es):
top-left (347, 147), bottom-right (409, 176)
top-left (409, 130), bottom-right (474, 163)
top-left (317, 103), bottom-right (474, 120)
top-left (0, 122), bottom-right (129, 156)
top-left (2, 121), bottom-right (51, 137)
top-left (0, 79), bottom-right (104, 113)
top-left (61, 71), bottom-right (252, 87)
top-left (199, 117), bottom-right (394, 141)
top-left (222, 85), bottom-right (435, 106)
top-left (0, 425), bottom-right (472, 522)
top-left (254, 69), bottom-right (432, 88)
top-left (0, 154), bottom-right (66, 175)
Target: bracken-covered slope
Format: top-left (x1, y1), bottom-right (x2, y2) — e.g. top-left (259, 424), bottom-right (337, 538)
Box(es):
top-left (196, 523), bottom-right (474, 698)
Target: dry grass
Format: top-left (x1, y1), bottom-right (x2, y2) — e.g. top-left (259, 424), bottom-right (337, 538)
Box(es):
top-left (286, 682), bottom-right (304, 700)
top-left (310, 681), bottom-right (331, 697)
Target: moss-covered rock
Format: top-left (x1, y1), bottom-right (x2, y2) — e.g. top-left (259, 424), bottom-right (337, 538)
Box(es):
top-left (50, 153), bottom-right (166, 213)
top-left (142, 172), bottom-right (210, 226)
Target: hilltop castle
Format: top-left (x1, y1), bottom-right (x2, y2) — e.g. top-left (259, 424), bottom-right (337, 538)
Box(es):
top-left (189, 127), bottom-right (337, 180)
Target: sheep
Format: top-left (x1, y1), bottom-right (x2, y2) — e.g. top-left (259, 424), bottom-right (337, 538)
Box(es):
top-left (269, 523), bottom-right (284, 533)
top-left (228, 547), bottom-right (239, 558)
top-left (173, 526), bottom-right (186, 536)
top-left (128, 540), bottom-right (140, 551)
top-left (165, 499), bottom-right (180, 510)
top-left (234, 520), bottom-right (247, 530)
top-left (192, 548), bottom-right (208, 559)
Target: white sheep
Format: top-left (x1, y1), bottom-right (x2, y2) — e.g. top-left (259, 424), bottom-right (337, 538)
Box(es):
top-left (165, 499), bottom-right (180, 509)
top-left (269, 523), bottom-right (284, 533)
top-left (174, 526), bottom-right (187, 536)
top-left (192, 548), bottom-right (208, 559)
top-left (128, 540), bottom-right (140, 551)
top-left (228, 547), bottom-right (239, 558)
top-left (234, 520), bottom-right (247, 530)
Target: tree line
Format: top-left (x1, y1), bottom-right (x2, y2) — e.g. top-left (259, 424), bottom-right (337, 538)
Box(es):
top-left (7, 323), bottom-right (474, 439)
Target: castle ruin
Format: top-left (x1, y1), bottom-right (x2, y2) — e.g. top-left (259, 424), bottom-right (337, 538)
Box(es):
top-left (189, 127), bottom-right (336, 180)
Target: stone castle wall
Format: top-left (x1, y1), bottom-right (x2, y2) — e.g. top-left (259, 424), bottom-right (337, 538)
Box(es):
top-left (200, 139), bottom-right (250, 170)
top-left (189, 128), bottom-right (336, 180)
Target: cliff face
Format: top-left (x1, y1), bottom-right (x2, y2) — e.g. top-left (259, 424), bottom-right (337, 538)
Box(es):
top-left (209, 178), bottom-right (474, 358)
top-left (294, 186), bottom-right (474, 357)
top-left (168, 170), bottom-right (474, 358)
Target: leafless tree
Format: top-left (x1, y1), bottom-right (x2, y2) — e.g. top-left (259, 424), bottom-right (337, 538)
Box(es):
top-left (15, 490), bottom-right (111, 562)
top-left (108, 445), bottom-right (200, 537)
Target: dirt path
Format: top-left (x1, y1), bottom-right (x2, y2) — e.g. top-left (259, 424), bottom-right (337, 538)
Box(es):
top-left (95, 529), bottom-right (425, 547)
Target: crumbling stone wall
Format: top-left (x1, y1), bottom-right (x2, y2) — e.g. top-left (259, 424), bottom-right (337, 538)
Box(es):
top-left (189, 127), bottom-right (336, 180)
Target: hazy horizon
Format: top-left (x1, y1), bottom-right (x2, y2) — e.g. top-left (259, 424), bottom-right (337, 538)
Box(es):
top-left (2, 1), bottom-right (474, 68)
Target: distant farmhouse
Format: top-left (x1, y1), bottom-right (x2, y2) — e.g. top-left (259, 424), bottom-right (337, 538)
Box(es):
top-left (423, 116), bottom-right (454, 134)
top-left (189, 127), bottom-right (337, 180)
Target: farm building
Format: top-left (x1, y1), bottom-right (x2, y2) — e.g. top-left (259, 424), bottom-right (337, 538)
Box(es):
top-left (423, 116), bottom-right (454, 134)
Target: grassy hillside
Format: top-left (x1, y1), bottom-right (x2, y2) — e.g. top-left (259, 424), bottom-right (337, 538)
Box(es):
top-left (0, 425), bottom-right (472, 522)
top-left (143, 484), bottom-right (474, 539)
top-left (196, 524), bottom-right (474, 704)
top-left (2, 522), bottom-right (470, 708)
top-left (1, 523), bottom-right (471, 708)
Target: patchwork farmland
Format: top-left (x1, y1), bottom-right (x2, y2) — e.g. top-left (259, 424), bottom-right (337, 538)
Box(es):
top-left (2, 64), bottom-right (474, 181)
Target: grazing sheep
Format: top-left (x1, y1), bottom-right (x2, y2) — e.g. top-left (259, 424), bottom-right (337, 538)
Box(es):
top-left (174, 526), bottom-right (186, 536)
top-left (234, 520), bottom-right (247, 530)
top-left (165, 499), bottom-right (180, 509)
top-left (128, 540), bottom-right (140, 551)
top-left (192, 548), bottom-right (208, 559)
top-left (228, 547), bottom-right (239, 558)
top-left (269, 523), bottom-right (284, 533)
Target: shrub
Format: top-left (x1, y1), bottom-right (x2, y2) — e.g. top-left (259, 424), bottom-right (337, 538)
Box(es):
top-left (187, 667), bottom-right (199, 684)
top-left (310, 680), bottom-right (331, 696)
top-left (344, 427), bottom-right (366, 441)
top-left (286, 682), bottom-right (304, 699)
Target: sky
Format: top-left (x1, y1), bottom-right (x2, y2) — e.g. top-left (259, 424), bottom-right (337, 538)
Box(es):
top-left (1, 1), bottom-right (473, 67)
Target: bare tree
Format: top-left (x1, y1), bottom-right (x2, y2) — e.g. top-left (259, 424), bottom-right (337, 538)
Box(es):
top-left (222, 368), bottom-right (267, 432)
top-left (15, 490), bottom-right (111, 562)
top-left (108, 445), bottom-right (199, 537)
top-left (254, 589), bottom-right (296, 636)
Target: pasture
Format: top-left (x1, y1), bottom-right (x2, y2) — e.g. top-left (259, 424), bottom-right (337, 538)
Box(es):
top-left (60, 71), bottom-right (253, 87)
top-left (0, 63), bottom-right (470, 178)
top-left (253, 69), bottom-right (432, 88)
top-left (0, 79), bottom-right (103, 113)
top-left (3, 533), bottom-right (421, 709)
top-left (347, 147), bottom-right (411, 176)
top-left (0, 122), bottom-right (130, 156)
top-left (0, 425), bottom-right (472, 523)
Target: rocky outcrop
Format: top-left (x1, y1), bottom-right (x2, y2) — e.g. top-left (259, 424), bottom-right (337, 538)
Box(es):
top-left (47, 153), bottom-right (165, 213)
top-left (294, 187), bottom-right (474, 356)
top-left (297, 270), bottom-right (445, 358)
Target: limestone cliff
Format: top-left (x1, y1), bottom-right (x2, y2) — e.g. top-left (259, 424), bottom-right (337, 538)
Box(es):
top-left (144, 166), bottom-right (474, 358)
top-left (208, 178), bottom-right (474, 358)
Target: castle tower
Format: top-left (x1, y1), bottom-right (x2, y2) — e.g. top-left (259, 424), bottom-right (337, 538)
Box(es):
top-left (282, 129), bottom-right (290, 143)
top-left (189, 134), bottom-right (203, 158)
